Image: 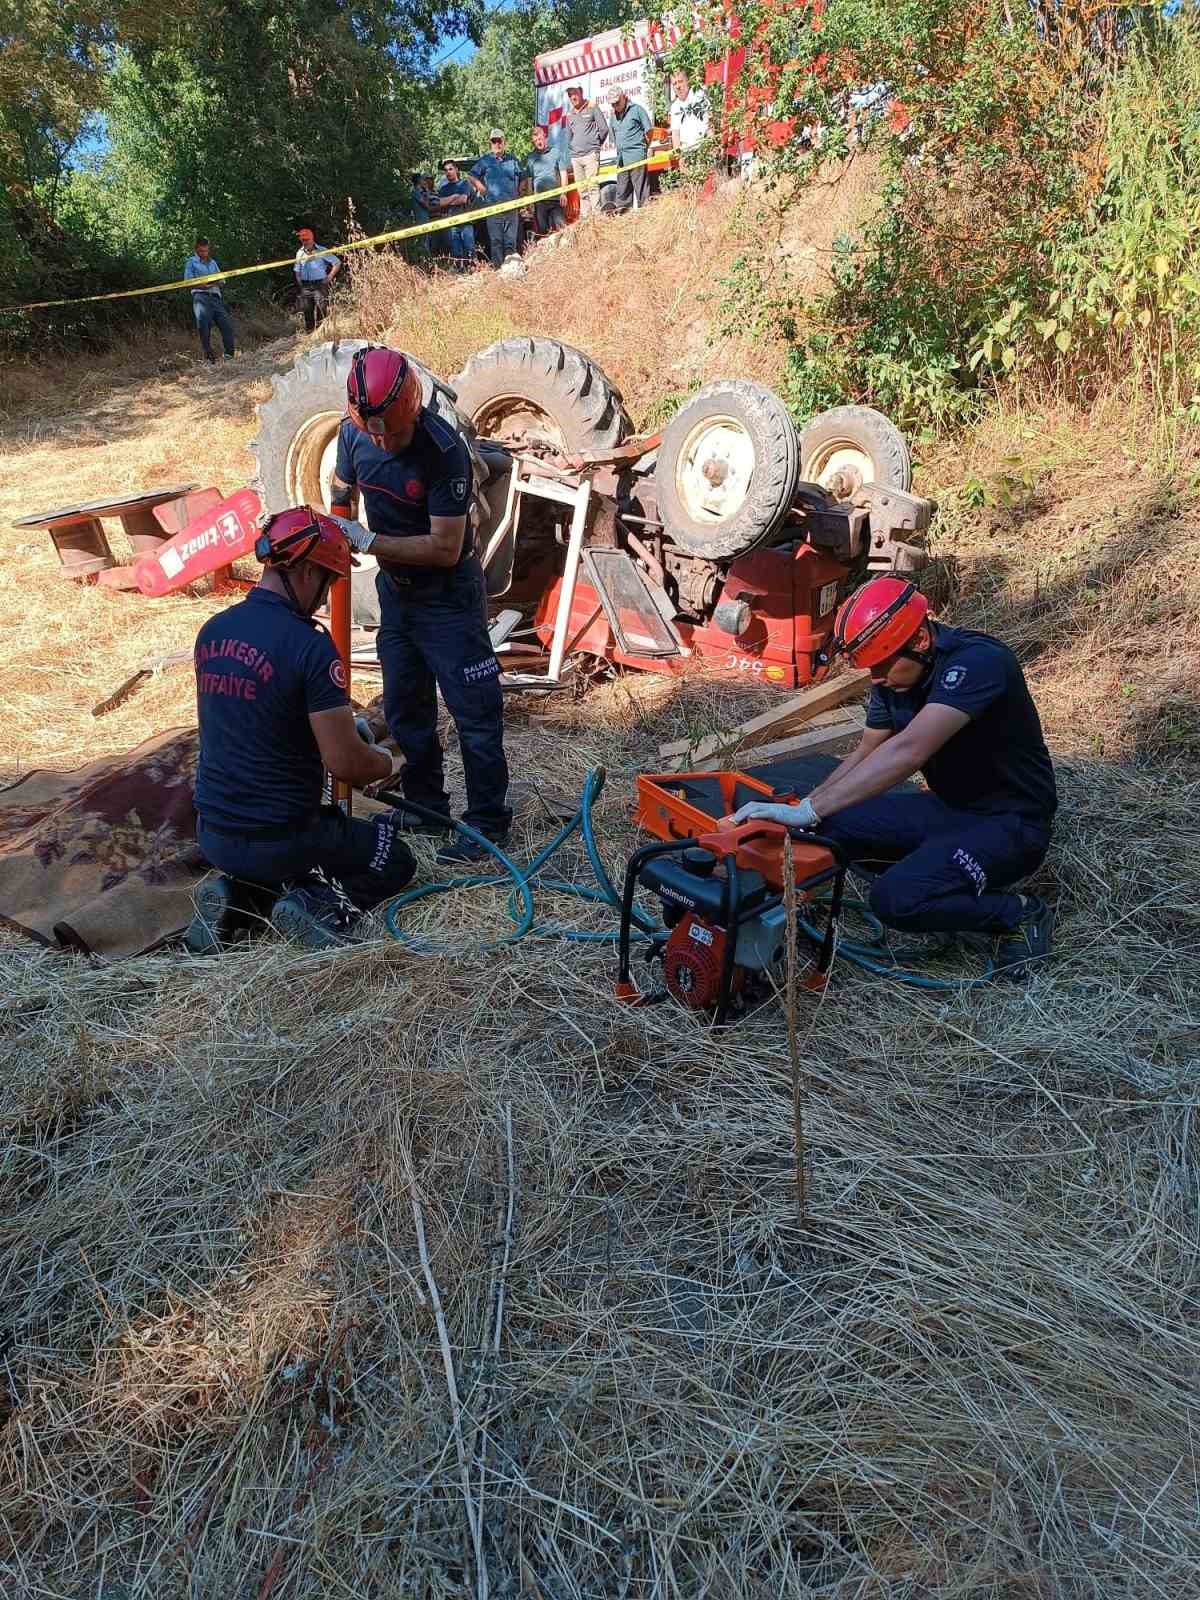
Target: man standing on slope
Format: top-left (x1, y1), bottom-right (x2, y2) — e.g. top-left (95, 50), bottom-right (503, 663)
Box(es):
top-left (293, 224), bottom-right (342, 331)
top-left (606, 87), bottom-right (652, 213)
top-left (183, 237), bottom-right (236, 363)
top-left (564, 84), bottom-right (609, 219)
top-left (726, 577), bottom-right (1057, 978)
top-left (468, 129), bottom-right (527, 266)
top-left (187, 507), bottom-right (415, 953)
top-left (329, 346), bottom-right (511, 865)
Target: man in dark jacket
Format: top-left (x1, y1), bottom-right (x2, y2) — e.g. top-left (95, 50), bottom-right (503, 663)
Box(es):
top-left (187, 507), bottom-right (414, 953)
top-left (330, 345), bottom-right (511, 864)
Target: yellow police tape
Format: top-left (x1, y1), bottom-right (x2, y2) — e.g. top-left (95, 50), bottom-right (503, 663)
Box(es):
top-left (4, 155), bottom-right (664, 313)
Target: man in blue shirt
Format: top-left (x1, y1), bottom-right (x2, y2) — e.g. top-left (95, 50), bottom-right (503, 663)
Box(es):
top-left (606, 88), bottom-right (652, 213)
top-left (728, 577), bottom-right (1057, 979)
top-left (183, 237), bottom-right (236, 363)
top-left (329, 345), bottom-right (511, 864)
top-left (187, 507), bottom-right (416, 953)
top-left (293, 224), bottom-right (342, 331)
top-left (437, 160), bottom-right (478, 268)
top-left (468, 129), bottom-right (527, 267)
top-left (527, 124), bottom-right (569, 235)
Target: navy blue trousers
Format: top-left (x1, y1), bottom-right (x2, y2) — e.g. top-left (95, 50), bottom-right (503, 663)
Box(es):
top-left (487, 212), bottom-right (520, 266)
top-left (375, 558), bottom-right (511, 836)
top-left (818, 793), bottom-right (1051, 935)
top-left (197, 807), bottom-right (416, 909)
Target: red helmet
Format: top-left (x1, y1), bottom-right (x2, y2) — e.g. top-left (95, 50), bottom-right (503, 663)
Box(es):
top-left (346, 346), bottom-right (422, 446)
top-left (831, 577), bottom-right (929, 668)
top-left (254, 506), bottom-right (354, 581)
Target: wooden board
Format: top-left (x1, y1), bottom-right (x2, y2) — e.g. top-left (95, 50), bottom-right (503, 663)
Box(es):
top-left (662, 669), bottom-right (871, 769)
top-left (657, 705), bottom-right (852, 761)
top-left (738, 710), bottom-right (865, 767)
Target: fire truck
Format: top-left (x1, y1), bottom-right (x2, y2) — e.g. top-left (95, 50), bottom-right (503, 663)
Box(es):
top-left (533, 17), bottom-right (683, 188)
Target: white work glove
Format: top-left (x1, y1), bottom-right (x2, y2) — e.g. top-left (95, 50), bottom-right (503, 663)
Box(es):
top-left (354, 715), bottom-right (377, 745)
top-left (362, 750), bottom-right (402, 795)
top-left (327, 513), bottom-right (375, 553)
top-left (724, 797), bottom-right (821, 831)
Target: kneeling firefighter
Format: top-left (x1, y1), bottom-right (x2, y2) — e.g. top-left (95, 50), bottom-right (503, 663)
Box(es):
top-left (328, 345), bottom-right (511, 866)
top-left (728, 577), bottom-right (1057, 979)
top-left (186, 507), bottom-right (416, 952)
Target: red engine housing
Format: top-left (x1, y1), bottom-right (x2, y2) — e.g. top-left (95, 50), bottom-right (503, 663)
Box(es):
top-left (532, 541), bottom-right (848, 689)
top-left (663, 913), bottom-right (744, 1009)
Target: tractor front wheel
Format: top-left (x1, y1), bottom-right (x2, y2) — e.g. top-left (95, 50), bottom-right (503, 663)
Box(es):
top-left (654, 380), bottom-right (801, 561)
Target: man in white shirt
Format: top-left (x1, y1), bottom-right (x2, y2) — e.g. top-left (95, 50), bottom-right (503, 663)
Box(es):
top-left (669, 70), bottom-right (711, 154)
top-left (183, 237), bottom-right (236, 363)
top-left (294, 225), bottom-right (342, 332)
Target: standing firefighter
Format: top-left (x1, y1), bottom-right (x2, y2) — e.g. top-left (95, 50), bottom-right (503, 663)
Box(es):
top-left (329, 346), bottom-right (512, 864)
top-left (186, 507), bottom-right (416, 954)
top-left (727, 577), bottom-right (1057, 978)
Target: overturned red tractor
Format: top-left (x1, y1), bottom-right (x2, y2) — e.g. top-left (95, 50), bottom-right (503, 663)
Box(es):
top-left (250, 337), bottom-right (935, 690)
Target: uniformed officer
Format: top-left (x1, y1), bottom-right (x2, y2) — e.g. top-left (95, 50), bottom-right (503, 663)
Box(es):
top-left (329, 345), bottom-right (511, 865)
top-left (186, 507), bottom-right (416, 953)
top-left (728, 577), bottom-right (1057, 978)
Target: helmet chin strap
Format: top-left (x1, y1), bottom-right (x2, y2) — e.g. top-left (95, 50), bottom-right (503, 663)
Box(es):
top-left (279, 567), bottom-right (331, 618)
top-left (899, 623), bottom-right (936, 670)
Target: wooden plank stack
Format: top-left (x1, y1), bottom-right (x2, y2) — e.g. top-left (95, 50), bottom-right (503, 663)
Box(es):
top-left (657, 670), bottom-right (870, 771)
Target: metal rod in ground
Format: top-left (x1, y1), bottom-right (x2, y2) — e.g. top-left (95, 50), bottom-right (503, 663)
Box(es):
top-left (782, 835), bottom-right (808, 1227)
top-left (409, 1179), bottom-right (489, 1600)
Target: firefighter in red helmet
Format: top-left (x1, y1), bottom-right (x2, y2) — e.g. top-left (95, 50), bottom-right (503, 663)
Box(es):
top-left (186, 507), bottom-right (418, 953)
top-left (727, 576), bottom-right (1057, 978)
top-left (329, 345), bottom-right (511, 865)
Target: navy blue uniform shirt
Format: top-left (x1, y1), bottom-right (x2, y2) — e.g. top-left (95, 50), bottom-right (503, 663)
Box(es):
top-left (865, 622), bottom-right (1057, 820)
top-left (194, 588), bottom-right (348, 830)
top-left (334, 407), bottom-right (473, 579)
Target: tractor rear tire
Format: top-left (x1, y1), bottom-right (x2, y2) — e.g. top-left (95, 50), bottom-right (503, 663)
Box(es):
top-left (451, 337), bottom-right (632, 455)
top-left (799, 405), bottom-right (912, 496)
top-left (654, 380), bottom-right (800, 561)
top-left (250, 339), bottom-right (471, 514)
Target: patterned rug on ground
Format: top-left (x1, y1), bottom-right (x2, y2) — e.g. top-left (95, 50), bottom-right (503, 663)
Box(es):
top-left (0, 729), bottom-right (204, 958)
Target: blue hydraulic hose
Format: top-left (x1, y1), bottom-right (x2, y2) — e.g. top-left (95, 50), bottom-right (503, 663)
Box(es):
top-left (380, 768), bottom-right (994, 987)
top-left (381, 766), bottom-right (658, 952)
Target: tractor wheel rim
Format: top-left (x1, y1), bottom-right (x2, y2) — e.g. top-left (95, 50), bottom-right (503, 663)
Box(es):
top-left (473, 394), bottom-right (566, 454)
top-left (805, 438), bottom-right (874, 495)
top-left (675, 415), bottom-right (756, 523)
top-left (285, 411), bottom-right (343, 509)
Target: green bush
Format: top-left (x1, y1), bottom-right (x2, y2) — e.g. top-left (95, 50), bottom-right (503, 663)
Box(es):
top-left (691, 0), bottom-right (1200, 437)
top-left (975, 19), bottom-right (1200, 431)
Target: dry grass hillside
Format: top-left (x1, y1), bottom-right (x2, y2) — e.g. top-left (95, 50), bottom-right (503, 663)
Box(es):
top-left (1, 176), bottom-right (1199, 1598)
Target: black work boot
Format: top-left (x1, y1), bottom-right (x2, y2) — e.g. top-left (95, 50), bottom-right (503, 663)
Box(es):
top-left (435, 831), bottom-right (510, 868)
top-left (269, 881), bottom-right (360, 950)
top-left (184, 874), bottom-right (276, 954)
top-left (994, 895), bottom-right (1054, 981)
top-left (388, 803), bottom-right (452, 837)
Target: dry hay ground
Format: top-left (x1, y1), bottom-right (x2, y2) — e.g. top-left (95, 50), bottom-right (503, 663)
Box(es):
top-left (1, 213), bottom-right (1200, 1596)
